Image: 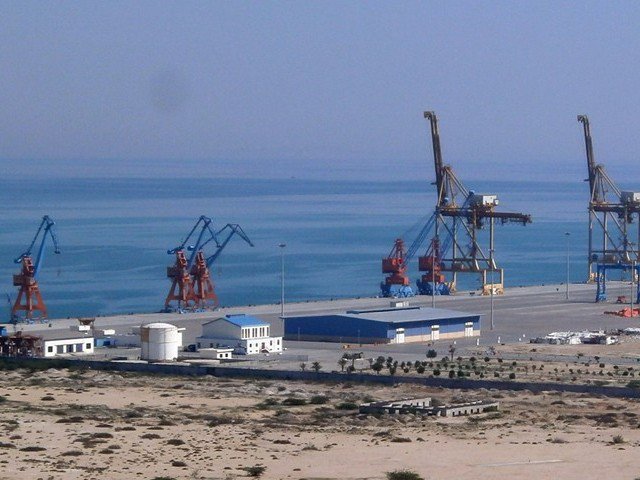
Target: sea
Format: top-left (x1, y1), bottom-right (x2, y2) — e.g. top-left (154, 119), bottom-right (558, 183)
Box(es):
top-left (0, 176), bottom-right (627, 320)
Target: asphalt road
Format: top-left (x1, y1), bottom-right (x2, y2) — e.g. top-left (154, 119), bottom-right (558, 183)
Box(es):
top-left (9, 281), bottom-right (640, 368)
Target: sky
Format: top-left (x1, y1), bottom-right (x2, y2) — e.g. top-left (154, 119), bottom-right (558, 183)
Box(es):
top-left (1, 1), bottom-right (640, 181)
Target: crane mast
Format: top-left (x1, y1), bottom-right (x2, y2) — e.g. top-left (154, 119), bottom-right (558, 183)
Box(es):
top-left (577, 115), bottom-right (640, 302)
top-left (189, 224), bottom-right (254, 310)
top-left (422, 111), bottom-right (531, 294)
top-left (164, 217), bottom-right (254, 311)
top-left (12, 215), bottom-right (60, 322)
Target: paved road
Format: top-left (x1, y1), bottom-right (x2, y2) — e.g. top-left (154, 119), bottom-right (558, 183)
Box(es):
top-left (8, 281), bottom-right (640, 369)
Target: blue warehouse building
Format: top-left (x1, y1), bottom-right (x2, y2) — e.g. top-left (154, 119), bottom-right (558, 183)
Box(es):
top-left (284, 306), bottom-right (481, 344)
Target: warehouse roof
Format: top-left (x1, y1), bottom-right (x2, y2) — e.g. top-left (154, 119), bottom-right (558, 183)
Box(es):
top-left (338, 306), bottom-right (479, 323)
top-left (211, 314), bottom-right (269, 328)
top-left (22, 330), bottom-right (94, 342)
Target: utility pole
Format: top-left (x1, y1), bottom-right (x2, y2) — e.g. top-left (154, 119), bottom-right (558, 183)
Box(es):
top-left (565, 232), bottom-right (571, 300)
top-left (632, 260), bottom-right (635, 315)
top-left (490, 248), bottom-right (495, 331)
top-left (431, 252), bottom-right (436, 308)
top-left (278, 243), bottom-right (286, 318)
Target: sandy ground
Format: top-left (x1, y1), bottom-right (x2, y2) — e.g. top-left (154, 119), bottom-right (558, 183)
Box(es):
top-left (1, 368), bottom-right (640, 480)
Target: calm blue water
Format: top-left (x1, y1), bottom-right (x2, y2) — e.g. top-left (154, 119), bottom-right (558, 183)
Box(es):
top-left (0, 177), bottom-right (608, 320)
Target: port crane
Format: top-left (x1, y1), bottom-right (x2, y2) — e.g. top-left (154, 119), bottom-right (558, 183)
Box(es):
top-left (577, 115), bottom-right (640, 302)
top-left (381, 214), bottom-right (444, 297)
top-left (422, 111), bottom-right (531, 294)
top-left (165, 216), bottom-right (217, 311)
top-left (164, 217), bottom-right (254, 311)
top-left (11, 215), bottom-right (60, 322)
top-left (416, 231), bottom-right (455, 296)
top-left (188, 223), bottom-right (254, 309)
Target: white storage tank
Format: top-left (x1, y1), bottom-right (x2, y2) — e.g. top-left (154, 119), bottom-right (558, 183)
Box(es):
top-left (140, 323), bottom-right (184, 362)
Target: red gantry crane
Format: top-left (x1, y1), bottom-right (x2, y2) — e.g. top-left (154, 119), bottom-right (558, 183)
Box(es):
top-left (12, 216), bottom-right (60, 322)
top-left (189, 223), bottom-right (254, 309)
top-left (164, 217), bottom-right (254, 312)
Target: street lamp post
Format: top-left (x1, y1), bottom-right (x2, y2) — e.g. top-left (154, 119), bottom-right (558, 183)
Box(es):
top-left (631, 260), bottom-right (636, 315)
top-left (565, 232), bottom-right (571, 301)
top-left (489, 248), bottom-right (495, 331)
top-left (431, 251), bottom-right (436, 308)
top-left (278, 243), bottom-right (286, 318)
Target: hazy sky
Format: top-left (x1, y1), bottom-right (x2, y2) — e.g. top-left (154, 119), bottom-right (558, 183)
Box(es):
top-left (2, 1), bottom-right (640, 181)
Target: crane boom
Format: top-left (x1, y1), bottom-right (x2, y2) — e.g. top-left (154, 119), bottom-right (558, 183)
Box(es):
top-left (578, 115), bottom-right (600, 202)
top-left (14, 215), bottom-right (60, 278)
top-left (11, 215), bottom-right (60, 322)
top-left (424, 111), bottom-right (445, 206)
top-left (404, 214), bottom-right (437, 264)
top-left (203, 224), bottom-right (254, 267)
top-left (167, 216), bottom-right (217, 268)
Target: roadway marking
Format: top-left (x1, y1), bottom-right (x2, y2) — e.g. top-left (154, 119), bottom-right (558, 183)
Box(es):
top-left (477, 459), bottom-right (564, 467)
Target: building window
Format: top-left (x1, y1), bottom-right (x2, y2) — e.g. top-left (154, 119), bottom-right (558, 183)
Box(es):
top-left (277, 339), bottom-right (280, 345)
top-left (85, 343), bottom-right (91, 350)
top-left (47, 346), bottom-right (53, 353)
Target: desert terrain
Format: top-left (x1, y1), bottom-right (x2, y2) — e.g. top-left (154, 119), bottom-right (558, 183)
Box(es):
top-left (1, 366), bottom-right (640, 480)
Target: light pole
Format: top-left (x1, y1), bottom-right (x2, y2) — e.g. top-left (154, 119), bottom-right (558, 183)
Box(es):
top-left (565, 232), bottom-right (571, 301)
top-left (431, 251), bottom-right (436, 308)
top-left (631, 260), bottom-right (636, 315)
top-left (278, 243), bottom-right (286, 319)
top-left (489, 248), bottom-right (494, 331)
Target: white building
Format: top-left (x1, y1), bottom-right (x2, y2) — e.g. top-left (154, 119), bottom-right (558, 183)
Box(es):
top-left (196, 314), bottom-right (282, 355)
top-left (42, 332), bottom-right (95, 357)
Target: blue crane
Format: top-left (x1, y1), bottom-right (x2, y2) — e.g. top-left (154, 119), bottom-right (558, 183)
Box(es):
top-left (380, 213), bottom-right (436, 297)
top-left (12, 215), bottom-right (61, 322)
top-left (165, 217), bottom-right (254, 311)
top-left (167, 215), bottom-right (217, 268)
top-left (197, 223), bottom-right (254, 267)
top-left (189, 223), bottom-right (254, 309)
top-left (165, 216), bottom-right (217, 311)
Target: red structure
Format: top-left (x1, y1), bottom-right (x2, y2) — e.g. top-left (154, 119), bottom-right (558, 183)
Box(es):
top-left (12, 257), bottom-right (47, 321)
top-left (381, 238), bottom-right (412, 297)
top-left (419, 237), bottom-right (446, 285)
top-left (11, 215), bottom-right (60, 323)
top-left (164, 251), bottom-right (195, 310)
top-left (189, 251), bottom-right (219, 309)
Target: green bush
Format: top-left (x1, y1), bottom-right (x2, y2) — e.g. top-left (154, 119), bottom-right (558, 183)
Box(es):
top-left (386, 469), bottom-right (424, 480)
top-left (282, 397), bottom-right (306, 406)
top-left (426, 349), bottom-right (437, 359)
top-left (335, 402), bottom-right (359, 410)
top-left (448, 370), bottom-right (455, 379)
top-left (508, 372), bottom-right (516, 380)
top-left (309, 395), bottom-right (329, 404)
top-left (245, 465), bottom-right (266, 477)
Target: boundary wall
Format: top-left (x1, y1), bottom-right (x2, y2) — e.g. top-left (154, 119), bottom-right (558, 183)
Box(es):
top-left (2, 357), bottom-right (640, 399)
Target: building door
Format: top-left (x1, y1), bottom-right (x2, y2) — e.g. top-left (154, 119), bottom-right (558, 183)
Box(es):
top-left (430, 325), bottom-right (440, 341)
top-left (464, 322), bottom-right (473, 337)
top-left (395, 328), bottom-right (405, 344)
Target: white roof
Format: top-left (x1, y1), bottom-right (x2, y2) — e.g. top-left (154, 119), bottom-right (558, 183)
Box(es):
top-left (141, 322), bottom-right (178, 329)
